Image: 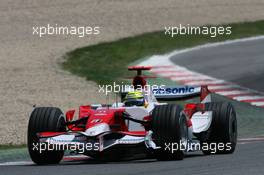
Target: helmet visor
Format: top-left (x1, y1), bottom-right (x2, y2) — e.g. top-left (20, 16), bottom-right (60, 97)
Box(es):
top-left (124, 98), bottom-right (144, 107)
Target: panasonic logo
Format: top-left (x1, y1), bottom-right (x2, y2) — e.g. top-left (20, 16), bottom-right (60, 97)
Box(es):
top-left (153, 86), bottom-right (195, 95)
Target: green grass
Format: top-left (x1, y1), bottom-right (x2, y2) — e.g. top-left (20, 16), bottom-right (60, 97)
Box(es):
top-left (0, 144), bottom-right (26, 150)
top-left (0, 146), bottom-right (28, 162)
top-left (63, 20), bottom-right (264, 85)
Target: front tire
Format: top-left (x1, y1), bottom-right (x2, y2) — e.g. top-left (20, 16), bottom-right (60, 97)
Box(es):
top-left (27, 107), bottom-right (66, 165)
top-left (201, 102), bottom-right (237, 154)
top-left (151, 104), bottom-right (188, 160)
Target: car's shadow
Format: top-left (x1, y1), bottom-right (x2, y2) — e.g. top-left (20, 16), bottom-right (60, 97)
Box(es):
top-left (25, 152), bottom-right (205, 166)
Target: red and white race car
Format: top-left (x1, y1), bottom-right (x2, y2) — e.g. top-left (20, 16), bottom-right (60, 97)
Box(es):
top-left (27, 66), bottom-right (237, 164)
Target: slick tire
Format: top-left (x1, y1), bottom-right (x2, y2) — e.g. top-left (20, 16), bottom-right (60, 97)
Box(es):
top-left (151, 104), bottom-right (188, 160)
top-left (28, 107), bottom-right (66, 165)
top-left (201, 102), bottom-right (237, 155)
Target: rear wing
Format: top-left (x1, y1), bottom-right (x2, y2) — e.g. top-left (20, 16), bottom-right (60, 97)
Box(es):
top-left (152, 85), bottom-right (201, 101)
top-left (123, 66), bottom-right (211, 103)
top-left (121, 85), bottom-right (211, 103)
top-left (152, 85), bottom-right (211, 102)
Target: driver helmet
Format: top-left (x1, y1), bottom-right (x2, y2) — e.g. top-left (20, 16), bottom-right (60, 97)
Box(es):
top-left (124, 91), bottom-right (145, 107)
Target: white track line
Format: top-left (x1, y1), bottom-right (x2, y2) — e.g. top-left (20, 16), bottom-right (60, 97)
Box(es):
top-left (0, 161), bottom-right (33, 166)
top-left (251, 102), bottom-right (264, 106)
top-left (218, 90), bottom-right (251, 96)
top-left (139, 36), bottom-right (264, 108)
top-left (0, 155), bottom-right (89, 166)
top-left (170, 75), bottom-right (213, 81)
top-left (155, 72), bottom-right (193, 77)
top-left (208, 85), bottom-right (237, 90)
top-left (185, 80), bottom-right (226, 86)
top-left (238, 137), bottom-right (264, 141)
top-left (233, 96), bottom-right (264, 101)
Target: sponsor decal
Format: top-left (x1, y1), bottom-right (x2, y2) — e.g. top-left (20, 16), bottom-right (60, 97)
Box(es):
top-left (116, 136), bottom-right (145, 144)
top-left (47, 135), bottom-right (75, 143)
top-left (152, 86), bottom-right (195, 95)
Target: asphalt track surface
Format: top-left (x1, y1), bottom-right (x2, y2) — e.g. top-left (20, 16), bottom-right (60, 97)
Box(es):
top-left (171, 38), bottom-right (264, 93)
top-left (1, 140), bottom-right (264, 175)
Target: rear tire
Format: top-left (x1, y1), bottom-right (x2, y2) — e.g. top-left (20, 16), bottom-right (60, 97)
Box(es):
top-left (27, 107), bottom-right (66, 165)
top-left (151, 104), bottom-right (188, 160)
top-left (201, 102), bottom-right (237, 154)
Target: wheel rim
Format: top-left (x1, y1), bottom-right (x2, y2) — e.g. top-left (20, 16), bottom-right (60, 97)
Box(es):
top-left (179, 115), bottom-right (188, 151)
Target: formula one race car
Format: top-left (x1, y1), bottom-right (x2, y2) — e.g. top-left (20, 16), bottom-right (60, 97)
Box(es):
top-left (27, 66), bottom-right (237, 165)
